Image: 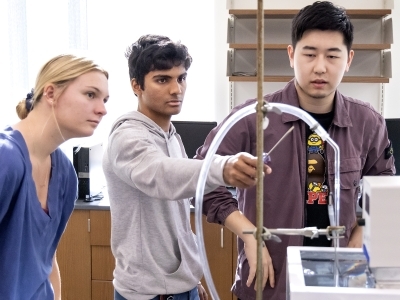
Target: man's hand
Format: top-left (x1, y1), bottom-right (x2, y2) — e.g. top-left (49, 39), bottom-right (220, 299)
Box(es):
top-left (197, 283), bottom-right (209, 300)
top-left (244, 237), bottom-right (275, 290)
top-left (223, 153), bottom-right (272, 189)
top-left (348, 223), bottom-right (363, 248)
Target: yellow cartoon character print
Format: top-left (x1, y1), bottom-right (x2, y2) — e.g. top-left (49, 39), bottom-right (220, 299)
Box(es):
top-left (307, 133), bottom-right (324, 154)
top-left (308, 181), bottom-right (328, 193)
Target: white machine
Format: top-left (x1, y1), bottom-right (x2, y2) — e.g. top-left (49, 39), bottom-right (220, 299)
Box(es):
top-left (362, 176), bottom-right (400, 289)
top-left (286, 176), bottom-right (400, 300)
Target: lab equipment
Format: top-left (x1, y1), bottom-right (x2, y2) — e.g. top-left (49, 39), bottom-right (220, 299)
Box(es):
top-left (194, 101), bottom-right (341, 300)
top-left (361, 176), bottom-right (400, 290)
top-left (243, 225), bottom-right (345, 242)
top-left (262, 125), bottom-right (294, 164)
top-left (73, 142), bottom-right (104, 200)
top-left (286, 176), bottom-right (400, 300)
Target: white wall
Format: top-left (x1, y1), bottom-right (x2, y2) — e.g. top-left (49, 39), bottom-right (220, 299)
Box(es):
top-left (1, 0), bottom-right (399, 149)
top-left (0, 0), bottom-right (219, 160)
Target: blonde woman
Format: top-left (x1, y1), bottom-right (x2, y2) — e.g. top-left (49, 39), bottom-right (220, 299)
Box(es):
top-left (0, 54), bottom-right (109, 300)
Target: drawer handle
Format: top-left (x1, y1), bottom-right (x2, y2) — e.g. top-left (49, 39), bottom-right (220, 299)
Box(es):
top-left (221, 228), bottom-right (224, 248)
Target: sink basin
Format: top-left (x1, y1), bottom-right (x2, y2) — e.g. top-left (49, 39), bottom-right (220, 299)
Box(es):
top-left (286, 246), bottom-right (400, 300)
top-left (301, 249), bottom-right (374, 288)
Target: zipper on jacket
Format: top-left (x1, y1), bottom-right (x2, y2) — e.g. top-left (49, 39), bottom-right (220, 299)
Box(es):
top-left (301, 121), bottom-right (307, 245)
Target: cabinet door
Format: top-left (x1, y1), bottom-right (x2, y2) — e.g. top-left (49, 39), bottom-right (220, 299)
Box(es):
top-left (90, 210), bottom-right (111, 245)
top-left (190, 214), bottom-right (234, 300)
top-left (57, 210), bottom-right (91, 300)
top-left (92, 280), bottom-right (114, 300)
top-left (92, 245), bottom-right (115, 281)
top-left (90, 210), bottom-right (114, 300)
top-left (232, 235), bottom-right (238, 300)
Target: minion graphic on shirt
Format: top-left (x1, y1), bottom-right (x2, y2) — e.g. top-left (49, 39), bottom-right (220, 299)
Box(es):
top-left (307, 133), bottom-right (328, 204)
top-left (307, 133), bottom-right (324, 154)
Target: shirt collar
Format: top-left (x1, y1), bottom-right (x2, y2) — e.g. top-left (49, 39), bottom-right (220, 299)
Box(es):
top-left (278, 79), bottom-right (352, 128)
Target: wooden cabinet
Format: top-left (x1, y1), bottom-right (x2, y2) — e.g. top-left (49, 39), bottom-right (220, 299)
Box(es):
top-left (89, 210), bottom-right (114, 300)
top-left (57, 210), bottom-right (114, 300)
top-left (57, 210), bottom-right (91, 300)
top-left (58, 210), bottom-right (238, 300)
top-left (91, 281), bottom-right (114, 300)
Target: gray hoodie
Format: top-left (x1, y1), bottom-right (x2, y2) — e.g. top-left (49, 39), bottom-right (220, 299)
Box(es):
top-left (102, 111), bottom-right (229, 300)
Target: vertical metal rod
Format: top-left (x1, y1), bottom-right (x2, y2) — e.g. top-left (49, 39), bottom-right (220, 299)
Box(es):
top-left (256, 0), bottom-right (265, 299)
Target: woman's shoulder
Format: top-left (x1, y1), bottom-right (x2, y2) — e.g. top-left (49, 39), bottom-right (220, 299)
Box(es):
top-left (0, 131), bottom-right (27, 181)
top-left (0, 129), bottom-right (27, 163)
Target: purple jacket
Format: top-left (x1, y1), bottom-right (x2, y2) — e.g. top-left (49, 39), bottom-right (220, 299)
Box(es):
top-left (196, 80), bottom-right (395, 300)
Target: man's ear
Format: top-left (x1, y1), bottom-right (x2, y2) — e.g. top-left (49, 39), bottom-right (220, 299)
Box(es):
top-left (345, 49), bottom-right (355, 72)
top-left (131, 79), bottom-right (142, 96)
top-left (287, 45), bottom-right (295, 68)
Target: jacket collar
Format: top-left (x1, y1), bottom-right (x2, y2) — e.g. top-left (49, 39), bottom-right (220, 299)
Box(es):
top-left (331, 90), bottom-right (353, 128)
top-left (277, 79), bottom-right (352, 128)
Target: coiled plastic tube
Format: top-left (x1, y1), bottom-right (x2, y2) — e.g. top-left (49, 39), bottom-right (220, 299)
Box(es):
top-left (195, 102), bottom-right (340, 299)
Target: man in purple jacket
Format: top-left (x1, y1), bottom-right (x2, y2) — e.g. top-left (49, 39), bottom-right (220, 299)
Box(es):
top-left (195, 1), bottom-right (395, 300)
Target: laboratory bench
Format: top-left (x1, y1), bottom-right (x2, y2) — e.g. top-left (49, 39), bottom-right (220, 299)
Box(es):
top-left (57, 193), bottom-right (239, 300)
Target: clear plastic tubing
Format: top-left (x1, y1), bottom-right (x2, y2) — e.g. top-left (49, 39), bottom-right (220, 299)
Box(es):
top-left (195, 102), bottom-right (341, 299)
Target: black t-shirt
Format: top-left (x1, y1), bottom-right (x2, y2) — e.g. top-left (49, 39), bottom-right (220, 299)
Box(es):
top-left (303, 110), bottom-right (334, 247)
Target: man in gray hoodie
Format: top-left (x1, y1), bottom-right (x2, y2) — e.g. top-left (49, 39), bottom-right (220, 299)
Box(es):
top-left (102, 34), bottom-right (271, 300)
